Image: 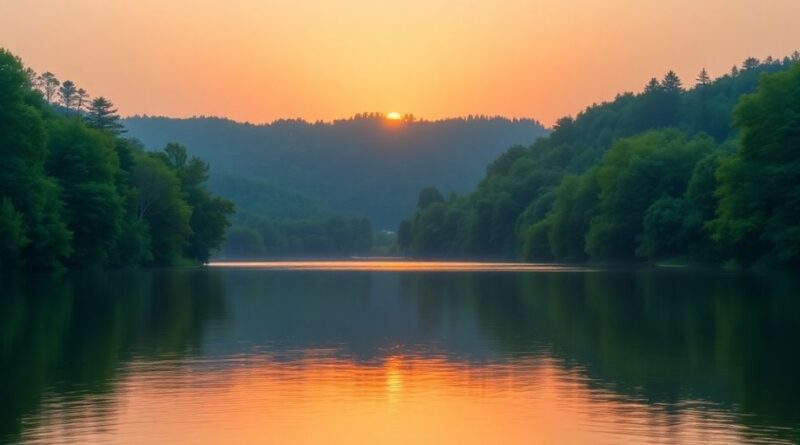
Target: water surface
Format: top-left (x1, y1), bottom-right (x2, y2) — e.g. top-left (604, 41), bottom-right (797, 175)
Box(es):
top-left (2, 262), bottom-right (799, 444)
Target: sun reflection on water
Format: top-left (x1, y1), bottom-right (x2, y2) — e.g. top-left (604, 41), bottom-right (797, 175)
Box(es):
top-left (16, 353), bottom-right (784, 445)
top-left (206, 260), bottom-right (592, 272)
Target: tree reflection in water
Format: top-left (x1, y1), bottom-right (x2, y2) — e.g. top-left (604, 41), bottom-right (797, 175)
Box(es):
top-left (1, 267), bottom-right (798, 444)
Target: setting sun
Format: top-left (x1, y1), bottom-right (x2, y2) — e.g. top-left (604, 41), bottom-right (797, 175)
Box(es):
top-left (2, 1), bottom-right (800, 444)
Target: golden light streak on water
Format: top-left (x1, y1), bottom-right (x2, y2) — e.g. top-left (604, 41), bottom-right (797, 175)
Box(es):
top-left (7, 267), bottom-right (799, 445)
top-left (206, 260), bottom-right (592, 272)
top-left (16, 354), bottom-right (777, 445)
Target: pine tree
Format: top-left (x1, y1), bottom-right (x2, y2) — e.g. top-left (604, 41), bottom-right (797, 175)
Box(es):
top-left (644, 78), bottom-right (662, 93)
top-left (75, 88), bottom-right (89, 112)
top-left (85, 97), bottom-right (125, 134)
top-left (742, 57), bottom-right (760, 70)
top-left (38, 71), bottom-right (60, 103)
top-left (24, 68), bottom-right (38, 88)
top-left (59, 80), bottom-right (77, 109)
top-left (662, 70), bottom-right (683, 93)
top-left (696, 68), bottom-right (710, 87)
top-left (696, 69), bottom-right (711, 130)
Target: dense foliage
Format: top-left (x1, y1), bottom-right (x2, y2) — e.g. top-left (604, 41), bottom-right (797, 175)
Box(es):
top-left (402, 54), bottom-right (800, 267)
top-left (4, 270), bottom-right (799, 444)
top-left (224, 216), bottom-right (373, 258)
top-left (124, 97), bottom-right (545, 258)
top-left (712, 63), bottom-right (800, 265)
top-left (0, 49), bottom-right (233, 269)
top-left (123, 113), bottom-right (547, 229)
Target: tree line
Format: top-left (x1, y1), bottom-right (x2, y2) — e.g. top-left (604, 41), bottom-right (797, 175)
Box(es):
top-left (400, 53), bottom-right (800, 267)
top-left (123, 111), bottom-right (546, 230)
top-left (223, 216), bottom-right (373, 258)
top-left (0, 48), bottom-right (234, 269)
top-left (122, 106), bottom-right (545, 257)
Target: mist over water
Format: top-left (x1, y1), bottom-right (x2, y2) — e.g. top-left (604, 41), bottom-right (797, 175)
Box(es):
top-left (2, 264), bottom-right (799, 444)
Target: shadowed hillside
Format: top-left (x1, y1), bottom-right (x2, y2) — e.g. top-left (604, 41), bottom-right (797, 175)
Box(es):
top-left (124, 114), bottom-right (546, 229)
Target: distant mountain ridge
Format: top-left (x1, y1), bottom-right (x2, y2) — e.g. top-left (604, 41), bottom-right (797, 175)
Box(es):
top-left (123, 115), bottom-right (547, 228)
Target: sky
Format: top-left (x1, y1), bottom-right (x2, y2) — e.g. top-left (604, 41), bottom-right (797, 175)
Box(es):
top-left (1, 0), bottom-right (799, 126)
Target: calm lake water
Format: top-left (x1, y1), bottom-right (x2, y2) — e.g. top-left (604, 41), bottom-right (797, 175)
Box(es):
top-left (2, 262), bottom-right (799, 444)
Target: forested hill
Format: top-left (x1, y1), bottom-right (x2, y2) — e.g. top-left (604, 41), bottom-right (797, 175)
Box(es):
top-left (0, 48), bottom-right (233, 269)
top-left (400, 53), bottom-right (800, 267)
top-left (123, 114), bottom-right (546, 228)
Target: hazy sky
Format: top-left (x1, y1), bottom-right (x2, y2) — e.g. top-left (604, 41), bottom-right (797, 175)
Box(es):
top-left (1, 0), bottom-right (798, 125)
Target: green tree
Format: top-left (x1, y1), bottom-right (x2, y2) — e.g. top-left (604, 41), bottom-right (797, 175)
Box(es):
top-left (156, 143), bottom-right (234, 262)
top-left (37, 71), bottom-right (59, 103)
top-left (545, 175), bottom-right (599, 260)
top-left (130, 153), bottom-right (191, 265)
top-left (644, 78), bottom-right (661, 93)
top-left (86, 97), bottom-right (125, 135)
top-left (742, 57), bottom-right (761, 70)
top-left (712, 63), bottom-right (800, 265)
top-left (106, 138), bottom-right (153, 267)
top-left (45, 119), bottom-right (123, 265)
top-left (417, 187), bottom-right (445, 210)
top-left (0, 49), bottom-right (72, 268)
top-left (58, 80), bottom-right (77, 110)
top-left (395, 53), bottom-right (798, 263)
top-left (24, 67), bottom-right (38, 87)
top-left (696, 68), bottom-right (711, 87)
top-left (662, 70), bottom-right (683, 93)
top-left (0, 48), bottom-right (234, 270)
top-left (585, 130), bottom-right (713, 260)
top-left (0, 198), bottom-right (28, 267)
top-left (633, 73), bottom-right (681, 130)
top-left (411, 203), bottom-right (448, 255)
top-left (696, 68), bottom-right (711, 129)
top-left (637, 197), bottom-right (700, 259)
top-left (75, 88), bottom-right (89, 112)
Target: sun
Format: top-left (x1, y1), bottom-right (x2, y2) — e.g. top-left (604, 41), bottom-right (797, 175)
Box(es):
top-left (386, 112), bottom-right (402, 121)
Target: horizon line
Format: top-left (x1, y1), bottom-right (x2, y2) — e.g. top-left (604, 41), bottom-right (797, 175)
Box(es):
top-left (121, 112), bottom-right (547, 128)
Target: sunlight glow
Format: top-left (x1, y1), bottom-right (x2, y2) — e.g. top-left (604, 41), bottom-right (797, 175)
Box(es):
top-left (3, 1), bottom-right (799, 124)
top-left (386, 112), bottom-right (402, 120)
top-left (47, 355), bottom-right (754, 445)
top-left (206, 260), bottom-right (592, 272)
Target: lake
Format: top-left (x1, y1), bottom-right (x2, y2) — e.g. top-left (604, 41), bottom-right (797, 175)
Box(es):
top-left (1, 262), bottom-right (799, 444)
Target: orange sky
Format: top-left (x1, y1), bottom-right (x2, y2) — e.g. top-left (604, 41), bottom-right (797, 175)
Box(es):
top-left (1, 0), bottom-right (799, 125)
